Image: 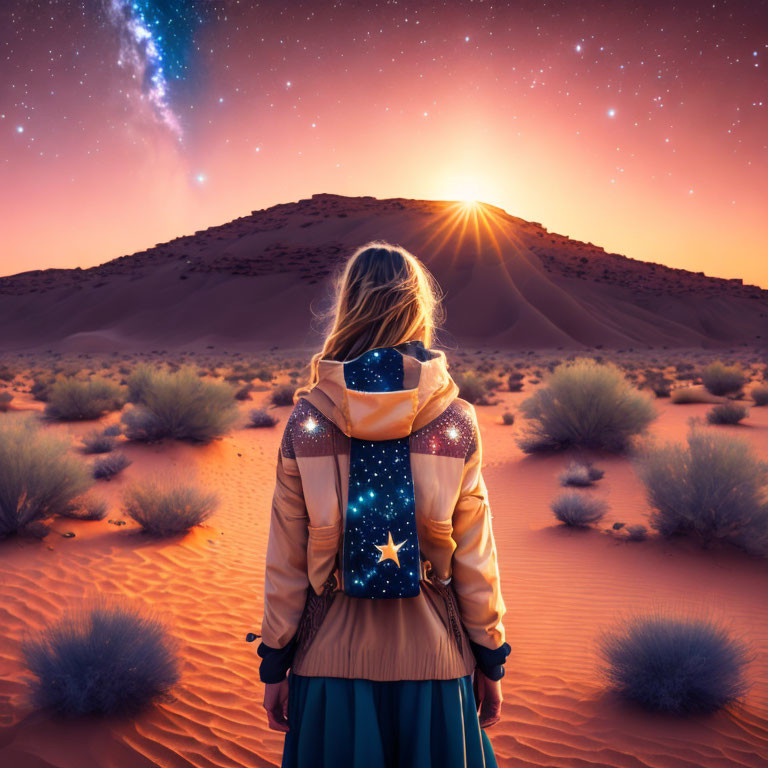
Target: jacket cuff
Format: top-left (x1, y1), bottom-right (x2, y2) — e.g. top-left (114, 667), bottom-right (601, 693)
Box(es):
top-left (257, 637), bottom-right (297, 683)
top-left (469, 639), bottom-right (511, 681)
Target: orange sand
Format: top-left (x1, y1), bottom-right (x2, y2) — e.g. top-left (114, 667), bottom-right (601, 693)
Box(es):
top-left (1, 377), bottom-right (767, 767)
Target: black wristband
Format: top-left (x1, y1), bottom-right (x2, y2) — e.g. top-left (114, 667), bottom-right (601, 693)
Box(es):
top-left (256, 637), bottom-right (297, 683)
top-left (469, 639), bottom-right (511, 681)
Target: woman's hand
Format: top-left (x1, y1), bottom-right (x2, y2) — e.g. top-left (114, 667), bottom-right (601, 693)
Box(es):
top-left (473, 669), bottom-right (503, 728)
top-left (263, 678), bottom-right (290, 732)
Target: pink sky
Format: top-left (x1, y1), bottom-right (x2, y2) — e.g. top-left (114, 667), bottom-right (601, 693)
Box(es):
top-left (2, 2), bottom-right (766, 286)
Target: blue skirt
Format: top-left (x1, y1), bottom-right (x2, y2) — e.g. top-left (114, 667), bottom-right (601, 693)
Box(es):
top-left (282, 673), bottom-right (498, 768)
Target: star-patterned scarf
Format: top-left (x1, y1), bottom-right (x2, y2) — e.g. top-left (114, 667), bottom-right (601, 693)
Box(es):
top-left (341, 345), bottom-right (421, 599)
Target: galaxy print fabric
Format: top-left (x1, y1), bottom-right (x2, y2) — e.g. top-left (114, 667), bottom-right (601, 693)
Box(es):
top-left (342, 346), bottom-right (421, 599)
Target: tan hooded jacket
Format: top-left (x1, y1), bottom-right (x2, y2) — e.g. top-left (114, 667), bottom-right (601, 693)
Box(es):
top-left (259, 343), bottom-right (507, 681)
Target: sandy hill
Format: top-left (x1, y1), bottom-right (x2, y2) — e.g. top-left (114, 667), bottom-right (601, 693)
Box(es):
top-left (1, 193), bottom-right (766, 352)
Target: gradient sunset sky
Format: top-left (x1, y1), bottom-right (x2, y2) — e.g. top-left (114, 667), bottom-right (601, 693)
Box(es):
top-left (2, 1), bottom-right (766, 285)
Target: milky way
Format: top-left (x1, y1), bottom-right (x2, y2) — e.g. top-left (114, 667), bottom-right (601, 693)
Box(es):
top-left (1, 1), bottom-right (766, 287)
top-left (104, 1), bottom-right (182, 135)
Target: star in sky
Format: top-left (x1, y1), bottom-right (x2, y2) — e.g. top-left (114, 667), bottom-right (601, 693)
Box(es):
top-left (375, 531), bottom-right (406, 568)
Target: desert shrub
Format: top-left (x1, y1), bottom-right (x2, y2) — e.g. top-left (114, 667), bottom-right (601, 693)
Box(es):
top-left (652, 381), bottom-right (671, 398)
top-left (517, 357), bottom-right (657, 453)
top-left (0, 391), bottom-right (12, 412)
top-left (454, 371), bottom-right (498, 405)
top-left (121, 365), bottom-right (238, 443)
top-left (253, 366), bottom-right (274, 382)
top-left (102, 423), bottom-right (122, 436)
top-left (123, 480), bottom-right (218, 535)
top-left (234, 385), bottom-right (253, 401)
top-left (597, 614), bottom-right (749, 714)
top-left (636, 427), bottom-right (768, 555)
top-left (80, 430), bottom-right (118, 454)
top-left (671, 387), bottom-right (720, 404)
top-left (476, 360), bottom-right (495, 374)
top-left (93, 453), bottom-right (131, 480)
top-left (501, 411), bottom-right (515, 426)
top-left (507, 372), bottom-right (524, 392)
top-left (707, 402), bottom-right (748, 425)
top-left (0, 417), bottom-right (92, 538)
top-left (750, 385), bottom-right (768, 406)
top-left (71, 497), bottom-right (108, 521)
top-left (625, 524), bottom-right (648, 542)
top-left (559, 460), bottom-right (604, 487)
top-left (31, 373), bottom-right (58, 402)
top-left (44, 377), bottom-right (126, 421)
top-left (270, 383), bottom-right (296, 407)
top-left (125, 362), bottom-right (157, 404)
top-left (19, 521), bottom-right (50, 539)
top-left (551, 491), bottom-right (608, 527)
top-left (701, 362), bottom-right (746, 397)
top-left (20, 600), bottom-right (180, 716)
top-left (0, 365), bottom-right (15, 382)
top-left (642, 371), bottom-right (673, 398)
top-left (249, 408), bottom-right (279, 428)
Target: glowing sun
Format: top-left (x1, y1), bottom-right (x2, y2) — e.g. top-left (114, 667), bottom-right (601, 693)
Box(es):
top-left (445, 176), bottom-right (486, 207)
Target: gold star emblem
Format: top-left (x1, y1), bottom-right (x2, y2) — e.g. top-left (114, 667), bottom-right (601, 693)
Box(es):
top-left (374, 531), bottom-right (406, 567)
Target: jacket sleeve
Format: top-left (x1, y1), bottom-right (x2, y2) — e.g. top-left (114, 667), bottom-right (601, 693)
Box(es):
top-left (451, 405), bottom-right (510, 680)
top-left (256, 426), bottom-right (310, 683)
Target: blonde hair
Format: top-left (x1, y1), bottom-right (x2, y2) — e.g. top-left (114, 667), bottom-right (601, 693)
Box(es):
top-left (294, 241), bottom-right (445, 400)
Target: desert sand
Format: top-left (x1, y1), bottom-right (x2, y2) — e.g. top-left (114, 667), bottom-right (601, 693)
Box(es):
top-left (1, 195), bottom-right (767, 354)
top-left (0, 348), bottom-right (767, 767)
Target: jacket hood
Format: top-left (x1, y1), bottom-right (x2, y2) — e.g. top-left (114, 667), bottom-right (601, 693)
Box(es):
top-left (300, 340), bottom-right (460, 440)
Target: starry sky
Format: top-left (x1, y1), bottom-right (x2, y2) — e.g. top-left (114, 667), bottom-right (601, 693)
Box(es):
top-left (2, 1), bottom-right (767, 286)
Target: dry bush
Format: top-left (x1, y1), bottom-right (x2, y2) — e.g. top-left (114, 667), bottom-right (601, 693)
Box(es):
top-left (701, 362), bottom-right (746, 397)
top-left (270, 383), bottom-right (297, 407)
top-left (44, 377), bottom-right (126, 421)
top-left (454, 371), bottom-right (499, 405)
top-left (635, 426), bottom-right (768, 555)
top-left (707, 402), bottom-right (748, 425)
top-left (93, 453), bottom-right (132, 480)
top-left (559, 460), bottom-right (604, 487)
top-left (671, 387), bottom-right (720, 404)
top-left (517, 357), bottom-right (657, 453)
top-left (80, 430), bottom-right (118, 454)
top-left (551, 491), bottom-right (608, 527)
top-left (121, 365), bottom-right (238, 443)
top-left (0, 417), bottom-right (92, 537)
top-left (249, 408), bottom-right (279, 428)
top-left (598, 614), bottom-right (750, 714)
top-left (123, 480), bottom-right (218, 536)
top-left (21, 600), bottom-right (180, 715)
top-left (750, 385), bottom-right (768, 406)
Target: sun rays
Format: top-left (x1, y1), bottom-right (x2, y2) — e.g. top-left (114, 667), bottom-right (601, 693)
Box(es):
top-left (412, 199), bottom-right (520, 265)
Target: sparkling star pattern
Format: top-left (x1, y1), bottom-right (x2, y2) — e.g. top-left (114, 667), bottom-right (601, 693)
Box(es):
top-left (280, 390), bottom-right (477, 463)
top-left (2, 2), bottom-right (766, 286)
top-left (278, 347), bottom-right (479, 599)
top-left (375, 531), bottom-right (407, 567)
top-left (342, 344), bottom-right (422, 599)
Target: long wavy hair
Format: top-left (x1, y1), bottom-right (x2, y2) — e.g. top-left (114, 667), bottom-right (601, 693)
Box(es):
top-left (294, 241), bottom-right (445, 400)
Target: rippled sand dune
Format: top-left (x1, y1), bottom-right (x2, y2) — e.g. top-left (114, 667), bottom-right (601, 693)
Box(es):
top-left (1, 359), bottom-right (767, 767)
